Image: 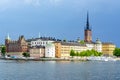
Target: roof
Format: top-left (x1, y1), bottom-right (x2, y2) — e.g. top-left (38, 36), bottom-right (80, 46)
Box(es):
top-left (46, 43), bottom-right (55, 47)
top-left (85, 42), bottom-right (96, 44)
top-left (102, 42), bottom-right (115, 45)
top-left (26, 37), bottom-right (58, 42)
top-left (59, 42), bottom-right (86, 47)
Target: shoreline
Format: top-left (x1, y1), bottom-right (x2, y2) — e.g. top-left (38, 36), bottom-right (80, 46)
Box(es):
top-left (0, 56), bottom-right (119, 61)
top-left (0, 57), bottom-right (88, 61)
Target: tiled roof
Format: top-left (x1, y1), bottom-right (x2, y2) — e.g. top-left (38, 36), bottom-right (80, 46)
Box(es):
top-left (102, 42), bottom-right (115, 45)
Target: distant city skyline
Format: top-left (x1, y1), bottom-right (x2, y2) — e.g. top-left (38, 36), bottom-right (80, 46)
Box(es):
top-left (0, 0), bottom-right (120, 47)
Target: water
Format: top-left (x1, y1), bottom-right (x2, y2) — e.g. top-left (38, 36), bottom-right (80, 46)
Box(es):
top-left (0, 60), bottom-right (120, 80)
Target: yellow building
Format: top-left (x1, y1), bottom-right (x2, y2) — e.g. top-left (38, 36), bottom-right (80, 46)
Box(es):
top-left (54, 42), bottom-right (87, 58)
top-left (102, 43), bottom-right (116, 56)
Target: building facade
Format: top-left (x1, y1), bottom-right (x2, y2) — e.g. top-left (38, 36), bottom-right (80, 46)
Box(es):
top-left (86, 39), bottom-right (102, 52)
top-left (29, 46), bottom-right (45, 58)
top-left (102, 43), bottom-right (116, 56)
top-left (5, 35), bottom-right (28, 53)
top-left (54, 42), bottom-right (88, 58)
top-left (45, 43), bottom-right (55, 58)
top-left (26, 37), bottom-right (56, 47)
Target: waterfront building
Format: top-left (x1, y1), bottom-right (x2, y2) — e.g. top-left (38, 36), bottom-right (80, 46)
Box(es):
top-left (45, 43), bottom-right (55, 58)
top-left (5, 35), bottom-right (28, 53)
top-left (29, 46), bottom-right (45, 58)
top-left (54, 42), bottom-right (87, 58)
top-left (27, 37), bottom-right (56, 58)
top-left (27, 37), bottom-right (56, 47)
top-left (85, 38), bottom-right (102, 52)
top-left (102, 43), bottom-right (116, 56)
top-left (95, 39), bottom-right (102, 52)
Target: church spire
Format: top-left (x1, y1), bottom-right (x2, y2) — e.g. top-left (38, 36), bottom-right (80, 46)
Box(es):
top-left (84, 12), bottom-right (92, 42)
top-left (86, 12), bottom-right (91, 30)
top-left (6, 33), bottom-right (10, 40)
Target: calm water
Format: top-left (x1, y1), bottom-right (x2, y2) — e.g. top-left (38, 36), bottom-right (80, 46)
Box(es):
top-left (0, 60), bottom-right (120, 80)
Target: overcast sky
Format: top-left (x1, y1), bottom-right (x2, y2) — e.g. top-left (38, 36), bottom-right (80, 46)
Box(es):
top-left (0, 0), bottom-right (120, 47)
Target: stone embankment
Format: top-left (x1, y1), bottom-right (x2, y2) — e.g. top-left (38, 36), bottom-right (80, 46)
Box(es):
top-left (0, 57), bottom-right (88, 61)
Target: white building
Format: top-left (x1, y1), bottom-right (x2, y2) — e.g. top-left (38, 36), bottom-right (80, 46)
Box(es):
top-left (86, 39), bottom-right (102, 52)
top-left (45, 43), bottom-right (55, 58)
top-left (95, 39), bottom-right (102, 52)
top-left (29, 37), bottom-right (55, 47)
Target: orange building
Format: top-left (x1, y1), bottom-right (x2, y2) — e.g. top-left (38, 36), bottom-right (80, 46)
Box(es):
top-left (54, 42), bottom-right (87, 58)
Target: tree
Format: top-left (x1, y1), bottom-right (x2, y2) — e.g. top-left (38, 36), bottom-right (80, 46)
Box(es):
top-left (22, 52), bottom-right (30, 57)
top-left (80, 40), bottom-right (85, 44)
top-left (80, 49), bottom-right (103, 57)
top-left (63, 39), bottom-right (67, 42)
top-left (70, 49), bottom-right (75, 57)
top-left (76, 52), bottom-right (79, 56)
top-left (113, 48), bottom-right (120, 57)
top-left (1, 46), bottom-right (6, 57)
top-left (79, 51), bottom-right (86, 57)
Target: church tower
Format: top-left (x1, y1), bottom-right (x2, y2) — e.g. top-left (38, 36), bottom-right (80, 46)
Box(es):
top-left (84, 12), bottom-right (92, 43)
top-left (5, 34), bottom-right (11, 52)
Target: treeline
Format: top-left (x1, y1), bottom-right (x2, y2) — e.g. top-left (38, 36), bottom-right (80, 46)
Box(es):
top-left (70, 49), bottom-right (102, 57)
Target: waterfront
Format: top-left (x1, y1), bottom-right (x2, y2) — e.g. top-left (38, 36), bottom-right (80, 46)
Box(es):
top-left (0, 60), bottom-right (120, 80)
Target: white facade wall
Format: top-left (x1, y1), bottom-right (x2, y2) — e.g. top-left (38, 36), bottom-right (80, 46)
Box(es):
top-left (45, 44), bottom-right (55, 58)
top-left (86, 44), bottom-right (94, 50)
top-left (95, 44), bottom-right (102, 52)
top-left (86, 43), bottom-right (102, 52)
top-left (31, 39), bottom-right (54, 47)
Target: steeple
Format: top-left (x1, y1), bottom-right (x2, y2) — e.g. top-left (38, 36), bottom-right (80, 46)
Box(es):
top-left (6, 33), bottom-right (10, 40)
top-left (84, 12), bottom-right (92, 42)
top-left (85, 12), bottom-right (91, 30)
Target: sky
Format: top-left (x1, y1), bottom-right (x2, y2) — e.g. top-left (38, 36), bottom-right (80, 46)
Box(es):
top-left (0, 0), bottom-right (120, 47)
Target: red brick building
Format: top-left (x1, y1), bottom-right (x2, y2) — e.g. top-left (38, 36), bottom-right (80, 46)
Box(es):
top-left (5, 35), bottom-right (28, 53)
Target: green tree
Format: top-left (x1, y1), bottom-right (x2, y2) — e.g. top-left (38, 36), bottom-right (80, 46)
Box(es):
top-left (63, 39), bottom-right (67, 42)
top-left (113, 48), bottom-right (120, 57)
top-left (79, 51), bottom-right (85, 57)
top-left (80, 49), bottom-right (103, 57)
top-left (80, 40), bottom-right (85, 44)
top-left (70, 49), bottom-right (75, 57)
top-left (98, 52), bottom-right (103, 56)
top-left (76, 51), bottom-right (79, 56)
top-left (1, 46), bottom-right (6, 57)
top-left (22, 52), bottom-right (30, 57)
